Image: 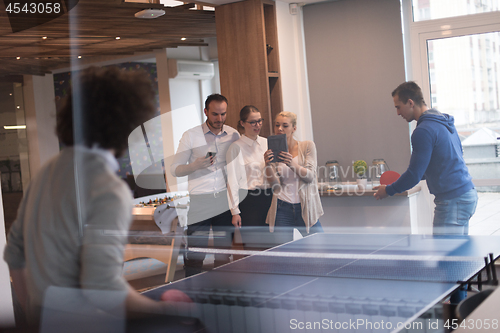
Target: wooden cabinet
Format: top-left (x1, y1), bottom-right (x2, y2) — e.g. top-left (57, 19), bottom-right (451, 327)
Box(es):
top-left (215, 0), bottom-right (283, 137)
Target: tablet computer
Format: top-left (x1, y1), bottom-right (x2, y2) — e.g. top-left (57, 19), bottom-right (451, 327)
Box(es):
top-left (267, 134), bottom-right (288, 163)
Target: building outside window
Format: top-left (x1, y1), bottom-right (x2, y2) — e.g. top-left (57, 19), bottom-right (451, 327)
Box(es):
top-left (407, 0), bottom-right (500, 234)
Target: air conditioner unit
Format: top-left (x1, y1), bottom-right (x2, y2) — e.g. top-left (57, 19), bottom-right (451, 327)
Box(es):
top-left (168, 59), bottom-right (215, 80)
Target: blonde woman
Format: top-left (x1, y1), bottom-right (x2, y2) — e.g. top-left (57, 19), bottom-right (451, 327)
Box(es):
top-left (226, 105), bottom-right (273, 249)
top-left (264, 111), bottom-right (324, 242)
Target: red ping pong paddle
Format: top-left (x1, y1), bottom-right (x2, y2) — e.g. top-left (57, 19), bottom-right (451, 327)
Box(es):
top-left (380, 171), bottom-right (400, 185)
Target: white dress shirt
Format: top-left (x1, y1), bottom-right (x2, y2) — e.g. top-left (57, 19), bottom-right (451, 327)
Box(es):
top-left (226, 135), bottom-right (269, 215)
top-left (170, 122), bottom-right (240, 195)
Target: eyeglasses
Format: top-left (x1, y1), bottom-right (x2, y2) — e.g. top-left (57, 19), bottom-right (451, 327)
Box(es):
top-left (245, 119), bottom-right (264, 126)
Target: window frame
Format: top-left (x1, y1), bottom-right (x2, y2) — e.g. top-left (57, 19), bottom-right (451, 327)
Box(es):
top-left (404, 0), bottom-right (500, 187)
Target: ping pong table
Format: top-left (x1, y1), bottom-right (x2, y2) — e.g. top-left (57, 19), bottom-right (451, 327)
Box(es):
top-left (144, 233), bottom-right (500, 333)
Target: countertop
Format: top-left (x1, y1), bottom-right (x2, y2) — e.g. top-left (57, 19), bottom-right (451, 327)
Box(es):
top-left (319, 182), bottom-right (421, 198)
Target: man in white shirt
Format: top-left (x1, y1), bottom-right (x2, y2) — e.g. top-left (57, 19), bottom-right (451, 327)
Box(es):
top-left (170, 94), bottom-right (240, 276)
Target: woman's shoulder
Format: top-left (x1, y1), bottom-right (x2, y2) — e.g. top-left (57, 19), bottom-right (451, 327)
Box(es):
top-left (299, 140), bottom-right (316, 149)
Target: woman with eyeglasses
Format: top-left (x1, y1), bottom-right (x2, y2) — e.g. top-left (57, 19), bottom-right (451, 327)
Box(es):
top-left (264, 111), bottom-right (324, 243)
top-left (226, 105), bottom-right (273, 250)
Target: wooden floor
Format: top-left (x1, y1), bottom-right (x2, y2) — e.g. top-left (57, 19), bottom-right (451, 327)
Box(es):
top-left (469, 192), bottom-right (500, 236)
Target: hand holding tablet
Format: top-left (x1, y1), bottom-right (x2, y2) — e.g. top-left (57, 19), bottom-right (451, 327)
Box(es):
top-left (267, 134), bottom-right (288, 163)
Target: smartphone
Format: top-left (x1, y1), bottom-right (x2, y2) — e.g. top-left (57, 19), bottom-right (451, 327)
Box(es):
top-left (206, 152), bottom-right (216, 158)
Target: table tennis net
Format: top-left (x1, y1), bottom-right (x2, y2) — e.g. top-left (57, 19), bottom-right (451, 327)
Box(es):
top-left (215, 252), bottom-right (485, 283)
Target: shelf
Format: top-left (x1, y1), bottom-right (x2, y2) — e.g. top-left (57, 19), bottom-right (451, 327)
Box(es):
top-left (267, 72), bottom-right (279, 78)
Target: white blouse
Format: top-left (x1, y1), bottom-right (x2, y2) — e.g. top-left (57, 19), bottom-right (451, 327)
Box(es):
top-left (277, 156), bottom-right (300, 204)
top-left (226, 135), bottom-right (269, 215)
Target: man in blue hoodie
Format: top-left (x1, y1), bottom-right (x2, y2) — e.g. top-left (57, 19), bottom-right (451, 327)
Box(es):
top-left (374, 81), bottom-right (478, 235)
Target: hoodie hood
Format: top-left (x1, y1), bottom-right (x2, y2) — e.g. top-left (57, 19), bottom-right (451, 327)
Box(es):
top-left (417, 108), bottom-right (455, 134)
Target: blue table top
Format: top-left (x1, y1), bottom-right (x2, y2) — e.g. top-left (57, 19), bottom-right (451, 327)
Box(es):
top-left (144, 233), bottom-right (500, 332)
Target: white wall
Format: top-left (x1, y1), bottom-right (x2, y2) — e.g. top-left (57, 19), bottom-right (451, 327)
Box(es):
top-left (301, 0), bottom-right (411, 179)
top-left (156, 45), bottom-right (217, 192)
top-left (276, 0), bottom-right (412, 177)
top-left (275, 1), bottom-right (314, 142)
top-left (273, 0), bottom-right (428, 232)
top-left (321, 195), bottom-right (412, 233)
top-left (165, 45), bottom-right (216, 126)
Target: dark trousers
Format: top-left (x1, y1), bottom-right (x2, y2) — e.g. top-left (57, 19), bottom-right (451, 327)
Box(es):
top-left (184, 192), bottom-right (233, 277)
top-left (238, 188), bottom-right (273, 250)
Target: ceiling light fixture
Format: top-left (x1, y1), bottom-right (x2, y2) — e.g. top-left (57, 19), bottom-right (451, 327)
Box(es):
top-left (16, 56), bottom-right (20, 60)
top-left (116, 36), bottom-right (121, 40)
top-left (42, 36), bottom-right (47, 39)
top-left (135, 9), bottom-right (165, 19)
top-left (78, 55), bottom-right (82, 59)
top-left (181, 37), bottom-right (187, 41)
top-left (4, 125), bottom-right (26, 130)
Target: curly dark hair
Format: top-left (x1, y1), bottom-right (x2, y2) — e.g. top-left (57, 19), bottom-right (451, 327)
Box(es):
top-left (56, 66), bottom-right (156, 157)
top-left (391, 81), bottom-right (426, 107)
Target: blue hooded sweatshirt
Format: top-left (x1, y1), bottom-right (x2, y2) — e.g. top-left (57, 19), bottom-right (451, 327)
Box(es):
top-left (386, 108), bottom-right (474, 200)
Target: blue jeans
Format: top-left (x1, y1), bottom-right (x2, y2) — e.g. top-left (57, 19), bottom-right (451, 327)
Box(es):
top-left (433, 188), bottom-right (478, 303)
top-left (433, 188), bottom-right (478, 235)
top-left (274, 199), bottom-right (323, 243)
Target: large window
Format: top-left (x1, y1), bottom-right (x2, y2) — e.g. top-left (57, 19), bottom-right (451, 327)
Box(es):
top-left (406, 0), bottom-right (500, 235)
top-left (427, 32), bottom-right (500, 131)
top-left (427, 32), bottom-right (500, 200)
top-left (412, 0), bottom-right (500, 22)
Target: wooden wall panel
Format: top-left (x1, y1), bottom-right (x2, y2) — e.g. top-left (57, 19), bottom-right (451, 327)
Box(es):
top-left (216, 0), bottom-right (282, 137)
